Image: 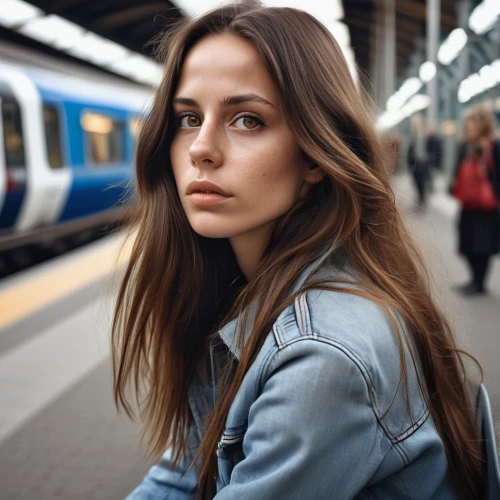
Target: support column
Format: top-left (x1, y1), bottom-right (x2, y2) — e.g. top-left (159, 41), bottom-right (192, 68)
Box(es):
top-left (492, 17), bottom-right (500, 60)
top-left (457, 0), bottom-right (472, 82)
top-left (426, 0), bottom-right (440, 128)
top-left (372, 5), bottom-right (386, 109)
top-left (384, 0), bottom-right (396, 106)
top-left (444, 0), bottom-right (471, 177)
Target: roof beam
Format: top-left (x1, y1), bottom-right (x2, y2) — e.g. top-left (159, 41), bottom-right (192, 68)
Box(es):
top-left (92, 3), bottom-right (172, 30)
top-left (396, 0), bottom-right (456, 28)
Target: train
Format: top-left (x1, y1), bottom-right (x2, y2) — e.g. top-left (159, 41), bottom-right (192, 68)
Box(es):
top-left (0, 42), bottom-right (152, 252)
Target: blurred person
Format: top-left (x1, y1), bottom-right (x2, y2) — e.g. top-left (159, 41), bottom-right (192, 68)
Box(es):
top-left (407, 114), bottom-right (430, 208)
top-left (450, 106), bottom-right (500, 296)
top-left (112, 3), bottom-right (484, 499)
top-left (426, 125), bottom-right (443, 192)
top-left (427, 125), bottom-right (443, 172)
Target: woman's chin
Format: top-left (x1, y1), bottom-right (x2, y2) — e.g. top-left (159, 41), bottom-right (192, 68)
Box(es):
top-left (190, 222), bottom-right (235, 239)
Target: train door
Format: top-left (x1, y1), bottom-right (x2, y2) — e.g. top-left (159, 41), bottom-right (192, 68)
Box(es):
top-left (0, 64), bottom-right (71, 232)
top-left (0, 82), bottom-right (27, 231)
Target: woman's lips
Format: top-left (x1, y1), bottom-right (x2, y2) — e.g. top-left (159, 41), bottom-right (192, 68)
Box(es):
top-left (186, 179), bottom-right (232, 206)
top-left (188, 192), bottom-right (232, 206)
top-left (186, 179), bottom-right (231, 196)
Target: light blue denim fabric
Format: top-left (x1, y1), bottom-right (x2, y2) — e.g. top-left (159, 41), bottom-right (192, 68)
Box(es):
top-left (125, 258), bottom-right (458, 499)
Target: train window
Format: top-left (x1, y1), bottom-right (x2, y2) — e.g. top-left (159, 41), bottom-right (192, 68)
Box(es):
top-left (43, 105), bottom-right (63, 169)
top-left (1, 99), bottom-right (25, 168)
top-left (129, 116), bottom-right (144, 141)
top-left (81, 112), bottom-right (125, 166)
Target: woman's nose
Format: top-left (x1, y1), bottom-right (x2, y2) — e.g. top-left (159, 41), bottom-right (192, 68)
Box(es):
top-left (188, 122), bottom-right (223, 169)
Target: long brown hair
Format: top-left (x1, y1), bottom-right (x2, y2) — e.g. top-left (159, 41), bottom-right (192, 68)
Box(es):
top-left (465, 105), bottom-right (497, 142)
top-left (464, 105), bottom-right (497, 158)
top-left (112, 2), bottom-right (484, 499)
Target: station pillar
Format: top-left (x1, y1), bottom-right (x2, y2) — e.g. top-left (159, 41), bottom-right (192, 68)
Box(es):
top-left (457, 1), bottom-right (472, 84)
top-left (426, 0), bottom-right (440, 129)
top-left (371, 0), bottom-right (396, 111)
top-left (384, 0), bottom-right (396, 105)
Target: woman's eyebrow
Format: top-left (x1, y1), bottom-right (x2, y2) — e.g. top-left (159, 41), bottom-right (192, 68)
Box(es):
top-left (172, 97), bottom-right (198, 107)
top-left (223, 94), bottom-right (276, 108)
top-left (172, 94), bottom-right (276, 109)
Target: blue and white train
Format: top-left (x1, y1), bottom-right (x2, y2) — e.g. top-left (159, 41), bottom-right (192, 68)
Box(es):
top-left (0, 43), bottom-right (152, 250)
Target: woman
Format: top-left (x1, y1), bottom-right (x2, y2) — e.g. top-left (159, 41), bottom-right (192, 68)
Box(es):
top-left (113, 3), bottom-right (484, 499)
top-left (451, 107), bottom-right (500, 296)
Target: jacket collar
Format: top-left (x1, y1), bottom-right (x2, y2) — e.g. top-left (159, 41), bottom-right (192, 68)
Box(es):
top-left (218, 251), bottom-right (335, 360)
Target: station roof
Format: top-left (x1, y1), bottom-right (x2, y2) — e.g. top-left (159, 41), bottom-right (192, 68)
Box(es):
top-left (344, 0), bottom-right (458, 76)
top-left (1, 0), bottom-right (459, 81)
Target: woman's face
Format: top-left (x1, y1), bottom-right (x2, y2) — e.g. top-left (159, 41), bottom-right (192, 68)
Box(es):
top-left (170, 33), bottom-right (320, 241)
top-left (464, 117), bottom-right (480, 142)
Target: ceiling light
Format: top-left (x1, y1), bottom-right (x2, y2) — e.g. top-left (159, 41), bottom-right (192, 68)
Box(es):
top-left (378, 95), bottom-right (430, 130)
top-left (385, 77), bottom-right (423, 116)
top-left (458, 79), bottom-right (473, 103)
top-left (458, 74), bottom-right (485, 103)
top-left (402, 94), bottom-right (430, 118)
top-left (264, 0), bottom-right (344, 22)
top-left (399, 77), bottom-right (423, 100)
top-left (67, 32), bottom-right (130, 66)
top-left (419, 61), bottom-right (436, 83)
top-left (469, 0), bottom-right (500, 35)
top-left (437, 28), bottom-right (468, 66)
top-left (0, 0), bottom-right (43, 28)
top-left (18, 14), bottom-right (85, 50)
top-left (479, 64), bottom-right (497, 89)
top-left (491, 59), bottom-right (500, 83)
top-left (377, 110), bottom-right (403, 130)
top-left (108, 55), bottom-right (163, 85)
top-left (458, 60), bottom-right (500, 103)
top-left (174, 0), bottom-right (344, 20)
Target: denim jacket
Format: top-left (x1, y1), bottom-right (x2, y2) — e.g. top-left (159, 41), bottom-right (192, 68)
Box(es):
top-left (126, 258), bottom-right (457, 500)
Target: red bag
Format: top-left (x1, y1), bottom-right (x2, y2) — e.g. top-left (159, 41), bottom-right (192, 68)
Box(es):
top-left (453, 143), bottom-right (498, 211)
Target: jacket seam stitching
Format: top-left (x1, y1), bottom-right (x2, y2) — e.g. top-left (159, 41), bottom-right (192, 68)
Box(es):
top-left (272, 323), bottom-right (283, 348)
top-left (275, 335), bottom-right (427, 450)
top-left (275, 335), bottom-right (393, 439)
top-left (277, 321), bottom-right (287, 348)
top-left (394, 409), bottom-right (430, 444)
top-left (279, 335), bottom-right (378, 402)
top-left (257, 334), bottom-right (413, 467)
top-left (300, 295), bottom-right (308, 334)
top-left (300, 293), bottom-right (312, 335)
top-left (257, 341), bottom-right (280, 392)
top-left (294, 295), bottom-right (306, 335)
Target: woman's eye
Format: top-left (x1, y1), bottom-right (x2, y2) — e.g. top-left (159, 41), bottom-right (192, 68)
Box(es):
top-left (233, 115), bottom-right (264, 130)
top-left (179, 114), bottom-right (201, 128)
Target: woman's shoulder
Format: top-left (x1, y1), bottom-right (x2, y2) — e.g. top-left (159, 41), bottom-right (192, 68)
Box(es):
top-left (274, 285), bottom-right (404, 373)
top-left (259, 283), bottom-right (427, 437)
top-left (269, 261), bottom-right (410, 370)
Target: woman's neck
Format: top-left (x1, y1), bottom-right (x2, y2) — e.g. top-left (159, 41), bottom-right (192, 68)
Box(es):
top-left (229, 223), bottom-right (274, 281)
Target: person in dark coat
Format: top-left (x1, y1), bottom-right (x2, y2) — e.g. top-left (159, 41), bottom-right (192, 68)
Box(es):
top-left (407, 115), bottom-right (430, 209)
top-left (426, 126), bottom-right (443, 193)
top-left (450, 107), bottom-right (500, 295)
top-left (426, 126), bottom-right (443, 172)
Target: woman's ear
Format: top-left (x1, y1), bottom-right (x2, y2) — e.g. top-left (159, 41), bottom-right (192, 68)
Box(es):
top-left (303, 163), bottom-right (326, 184)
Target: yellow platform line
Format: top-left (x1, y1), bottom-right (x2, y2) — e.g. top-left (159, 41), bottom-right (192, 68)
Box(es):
top-left (0, 234), bottom-right (132, 331)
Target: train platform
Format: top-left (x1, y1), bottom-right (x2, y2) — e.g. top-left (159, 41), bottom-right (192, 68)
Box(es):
top-left (0, 173), bottom-right (499, 500)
